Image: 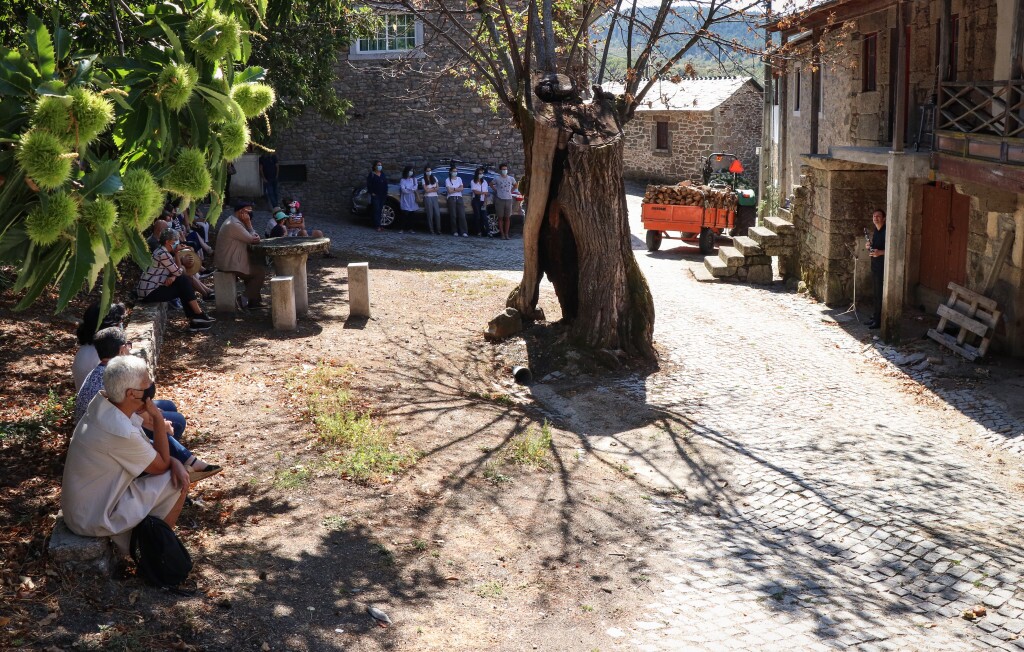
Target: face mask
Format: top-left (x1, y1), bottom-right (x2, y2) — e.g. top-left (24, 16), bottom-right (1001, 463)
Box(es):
top-left (450, 173), bottom-right (457, 179)
top-left (476, 173), bottom-right (482, 179)
top-left (500, 170), bottom-right (508, 177)
top-left (142, 382), bottom-right (156, 401)
top-left (425, 170), bottom-right (432, 176)
top-left (375, 165), bottom-right (382, 171)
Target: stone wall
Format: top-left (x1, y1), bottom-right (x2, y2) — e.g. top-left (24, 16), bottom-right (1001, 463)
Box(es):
top-left (794, 157), bottom-right (889, 305)
top-left (274, 16), bottom-right (524, 218)
top-left (622, 80), bottom-right (762, 183)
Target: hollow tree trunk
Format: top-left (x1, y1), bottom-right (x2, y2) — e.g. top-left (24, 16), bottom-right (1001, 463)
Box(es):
top-left (508, 98), bottom-right (656, 359)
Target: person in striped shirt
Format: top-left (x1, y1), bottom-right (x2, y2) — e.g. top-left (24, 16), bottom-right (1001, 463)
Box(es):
top-left (136, 229), bottom-right (216, 332)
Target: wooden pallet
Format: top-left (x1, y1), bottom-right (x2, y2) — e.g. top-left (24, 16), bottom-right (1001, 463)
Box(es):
top-left (927, 282), bottom-right (1001, 361)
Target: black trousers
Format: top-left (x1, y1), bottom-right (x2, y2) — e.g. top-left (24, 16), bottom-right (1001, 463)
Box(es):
top-left (143, 275), bottom-right (199, 318)
top-left (871, 267), bottom-right (884, 324)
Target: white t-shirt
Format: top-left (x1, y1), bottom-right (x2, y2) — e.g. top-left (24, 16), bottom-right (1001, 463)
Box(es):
top-left (471, 179), bottom-right (489, 200)
top-left (61, 394), bottom-right (180, 539)
top-left (445, 177), bottom-right (464, 199)
top-left (72, 345), bottom-right (100, 392)
top-left (422, 176), bottom-right (439, 197)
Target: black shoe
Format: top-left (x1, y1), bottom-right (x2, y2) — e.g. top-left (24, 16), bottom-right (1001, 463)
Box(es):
top-left (868, 321), bottom-right (880, 330)
top-left (188, 322), bottom-right (213, 332)
top-left (191, 315), bottom-right (215, 326)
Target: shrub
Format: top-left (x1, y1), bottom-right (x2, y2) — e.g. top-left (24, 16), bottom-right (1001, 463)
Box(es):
top-left (17, 129), bottom-right (73, 190)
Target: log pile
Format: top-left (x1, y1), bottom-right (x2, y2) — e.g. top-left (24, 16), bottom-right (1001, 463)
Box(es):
top-left (642, 183), bottom-right (738, 210)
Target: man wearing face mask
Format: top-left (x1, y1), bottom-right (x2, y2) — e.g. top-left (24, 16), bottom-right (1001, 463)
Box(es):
top-left (73, 327), bottom-right (222, 483)
top-left (445, 165), bottom-right (468, 236)
top-left (367, 160), bottom-right (389, 232)
top-left (491, 163), bottom-right (518, 240)
top-left (61, 356), bottom-right (191, 553)
top-left (421, 165), bottom-right (441, 235)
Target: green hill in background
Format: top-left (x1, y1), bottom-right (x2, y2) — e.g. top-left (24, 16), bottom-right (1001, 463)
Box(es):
top-left (591, 5), bottom-right (766, 81)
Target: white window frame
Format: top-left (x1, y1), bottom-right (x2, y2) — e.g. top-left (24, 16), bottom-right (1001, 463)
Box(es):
top-left (350, 13), bottom-right (424, 60)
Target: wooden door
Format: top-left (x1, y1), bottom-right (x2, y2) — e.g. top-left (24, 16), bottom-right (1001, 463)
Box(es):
top-left (919, 183), bottom-right (969, 293)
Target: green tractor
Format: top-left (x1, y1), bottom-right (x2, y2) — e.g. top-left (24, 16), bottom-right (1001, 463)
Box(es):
top-left (702, 153), bottom-right (757, 238)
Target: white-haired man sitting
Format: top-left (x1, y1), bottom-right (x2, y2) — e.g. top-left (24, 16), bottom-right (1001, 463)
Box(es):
top-left (61, 356), bottom-right (189, 553)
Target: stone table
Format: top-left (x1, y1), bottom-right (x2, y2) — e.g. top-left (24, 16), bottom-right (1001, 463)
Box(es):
top-left (249, 236), bottom-right (330, 315)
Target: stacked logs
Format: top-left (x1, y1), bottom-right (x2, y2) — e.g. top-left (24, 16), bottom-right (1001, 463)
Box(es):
top-left (642, 183), bottom-right (738, 210)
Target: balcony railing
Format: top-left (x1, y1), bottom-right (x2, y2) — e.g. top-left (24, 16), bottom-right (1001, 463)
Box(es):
top-left (935, 80), bottom-right (1024, 165)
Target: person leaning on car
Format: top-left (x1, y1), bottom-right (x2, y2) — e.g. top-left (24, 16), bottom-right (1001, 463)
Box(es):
top-left (421, 165), bottom-right (441, 235)
top-left (367, 160), bottom-right (389, 232)
top-left (491, 163), bottom-right (518, 240)
top-left (445, 165), bottom-right (468, 237)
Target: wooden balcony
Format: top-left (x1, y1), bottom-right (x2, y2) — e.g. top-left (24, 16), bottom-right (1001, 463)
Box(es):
top-left (935, 80), bottom-right (1024, 166)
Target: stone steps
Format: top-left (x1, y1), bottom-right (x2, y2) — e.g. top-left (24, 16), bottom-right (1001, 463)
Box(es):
top-left (704, 255), bottom-right (735, 278)
top-left (748, 226), bottom-right (779, 247)
top-left (718, 246), bottom-right (745, 267)
top-left (732, 236), bottom-right (763, 257)
top-left (763, 215), bottom-right (795, 235)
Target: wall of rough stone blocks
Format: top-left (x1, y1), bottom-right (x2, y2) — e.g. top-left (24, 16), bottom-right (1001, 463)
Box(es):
top-left (273, 19), bottom-right (524, 219)
top-left (622, 81), bottom-right (763, 183)
top-left (794, 159), bottom-right (889, 306)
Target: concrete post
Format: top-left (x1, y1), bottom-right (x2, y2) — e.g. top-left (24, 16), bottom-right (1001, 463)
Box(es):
top-left (271, 275), bottom-right (297, 331)
top-left (881, 152), bottom-right (931, 342)
top-left (213, 272), bottom-right (237, 313)
top-left (272, 253), bottom-right (310, 315)
top-left (348, 262), bottom-right (370, 318)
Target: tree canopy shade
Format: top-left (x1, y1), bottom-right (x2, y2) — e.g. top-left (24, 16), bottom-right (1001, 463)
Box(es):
top-left (0, 0), bottom-right (274, 318)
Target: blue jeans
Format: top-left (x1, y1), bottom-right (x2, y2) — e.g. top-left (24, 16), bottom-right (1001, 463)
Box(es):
top-left (371, 195), bottom-right (385, 228)
top-left (145, 400), bottom-right (191, 464)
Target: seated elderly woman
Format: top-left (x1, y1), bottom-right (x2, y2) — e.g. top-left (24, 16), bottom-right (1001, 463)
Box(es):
top-left (72, 301), bottom-right (127, 392)
top-left (62, 356), bottom-right (189, 553)
top-left (137, 228), bottom-right (216, 332)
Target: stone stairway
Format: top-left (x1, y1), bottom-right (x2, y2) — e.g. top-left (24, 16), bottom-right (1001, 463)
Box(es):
top-left (698, 216), bottom-right (795, 284)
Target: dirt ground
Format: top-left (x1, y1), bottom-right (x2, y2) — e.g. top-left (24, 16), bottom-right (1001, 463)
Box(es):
top-left (0, 236), bottom-right (686, 651)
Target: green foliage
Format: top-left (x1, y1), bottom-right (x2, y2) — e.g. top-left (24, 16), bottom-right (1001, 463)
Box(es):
top-left (218, 117), bottom-right (249, 160)
top-left (0, 4), bottom-right (277, 316)
top-left (25, 190), bottom-right (78, 246)
top-left (117, 168), bottom-right (163, 232)
top-left (231, 82), bottom-right (275, 118)
top-left (159, 63), bottom-right (199, 111)
top-left (81, 197), bottom-right (118, 234)
top-left (163, 148), bottom-right (212, 200)
top-left (68, 88), bottom-right (114, 146)
top-left (17, 129), bottom-right (73, 189)
top-left (506, 421), bottom-right (553, 469)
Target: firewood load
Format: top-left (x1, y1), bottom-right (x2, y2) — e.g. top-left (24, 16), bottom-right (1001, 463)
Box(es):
top-left (642, 183), bottom-right (738, 210)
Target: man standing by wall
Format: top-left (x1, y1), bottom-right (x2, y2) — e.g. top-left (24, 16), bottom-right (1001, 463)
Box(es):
top-left (259, 151), bottom-right (280, 209)
top-left (866, 209), bottom-right (886, 330)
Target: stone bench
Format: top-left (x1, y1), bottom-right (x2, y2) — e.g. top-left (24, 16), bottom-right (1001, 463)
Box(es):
top-left (271, 275), bottom-right (297, 330)
top-left (214, 271), bottom-right (238, 314)
top-left (49, 515), bottom-right (115, 574)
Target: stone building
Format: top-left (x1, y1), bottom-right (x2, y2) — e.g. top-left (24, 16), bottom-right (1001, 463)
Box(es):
top-left (271, 10), bottom-right (524, 213)
top-left (606, 77), bottom-right (764, 183)
top-left (769, 0), bottom-right (1024, 356)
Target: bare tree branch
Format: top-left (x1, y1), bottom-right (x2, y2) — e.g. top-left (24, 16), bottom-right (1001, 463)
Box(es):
top-left (597, 0), bottom-right (626, 85)
top-left (565, 1), bottom-right (596, 77)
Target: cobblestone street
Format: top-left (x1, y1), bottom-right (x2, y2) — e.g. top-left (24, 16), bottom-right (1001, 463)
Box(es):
top-left (319, 189), bottom-right (1024, 651)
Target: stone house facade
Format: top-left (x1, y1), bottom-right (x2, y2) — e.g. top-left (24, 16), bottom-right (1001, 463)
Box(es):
top-left (272, 10), bottom-right (524, 214)
top-left (607, 77), bottom-right (763, 183)
top-left (770, 0), bottom-right (1024, 357)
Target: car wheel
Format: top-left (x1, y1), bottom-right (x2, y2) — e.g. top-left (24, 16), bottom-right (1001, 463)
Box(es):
top-left (646, 230), bottom-right (662, 252)
top-left (380, 202), bottom-right (397, 227)
top-left (698, 227), bottom-right (715, 254)
top-left (488, 213), bottom-right (500, 236)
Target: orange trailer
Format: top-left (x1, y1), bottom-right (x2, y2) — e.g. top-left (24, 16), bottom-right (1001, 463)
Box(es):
top-left (641, 197), bottom-right (737, 254)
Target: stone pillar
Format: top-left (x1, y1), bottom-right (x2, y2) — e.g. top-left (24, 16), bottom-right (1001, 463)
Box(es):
top-left (348, 262), bottom-right (370, 318)
top-left (272, 254), bottom-right (310, 315)
top-left (271, 275), bottom-right (297, 331)
top-left (881, 152), bottom-right (932, 342)
top-left (213, 272), bottom-right (237, 314)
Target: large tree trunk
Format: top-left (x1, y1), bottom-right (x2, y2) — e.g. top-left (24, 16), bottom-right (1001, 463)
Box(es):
top-left (508, 93), bottom-right (656, 359)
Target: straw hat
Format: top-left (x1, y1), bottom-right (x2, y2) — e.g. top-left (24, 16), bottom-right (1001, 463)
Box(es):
top-left (175, 246), bottom-right (202, 276)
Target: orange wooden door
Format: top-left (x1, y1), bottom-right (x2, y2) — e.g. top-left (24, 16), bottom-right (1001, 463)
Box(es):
top-left (919, 183), bottom-right (969, 293)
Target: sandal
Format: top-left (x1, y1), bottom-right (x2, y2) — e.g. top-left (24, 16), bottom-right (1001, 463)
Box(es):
top-left (187, 459), bottom-right (223, 483)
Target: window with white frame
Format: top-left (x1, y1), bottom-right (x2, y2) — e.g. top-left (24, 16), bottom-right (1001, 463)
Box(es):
top-left (356, 14), bottom-right (418, 54)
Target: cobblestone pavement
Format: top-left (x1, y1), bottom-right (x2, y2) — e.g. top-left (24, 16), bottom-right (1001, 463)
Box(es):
top-left (312, 197), bottom-right (1024, 651)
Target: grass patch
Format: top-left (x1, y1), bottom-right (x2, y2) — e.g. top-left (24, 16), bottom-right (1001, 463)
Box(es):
top-left (506, 421), bottom-right (552, 469)
top-left (475, 581), bottom-right (504, 598)
top-left (273, 465), bottom-right (312, 489)
top-left (482, 461), bottom-right (513, 485)
top-left (290, 362), bottom-right (417, 484)
top-left (0, 389), bottom-right (74, 444)
top-left (322, 515), bottom-right (350, 530)
top-left (468, 390), bottom-right (516, 407)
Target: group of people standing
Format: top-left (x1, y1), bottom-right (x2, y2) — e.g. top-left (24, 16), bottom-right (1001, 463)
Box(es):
top-left (366, 161), bottom-right (518, 240)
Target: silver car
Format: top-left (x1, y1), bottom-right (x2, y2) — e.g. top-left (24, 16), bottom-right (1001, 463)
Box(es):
top-left (350, 165), bottom-right (525, 229)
